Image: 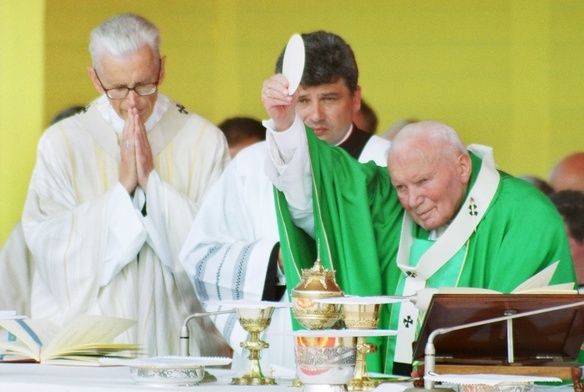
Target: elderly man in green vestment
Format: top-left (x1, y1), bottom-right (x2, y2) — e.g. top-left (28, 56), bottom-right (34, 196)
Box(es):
top-left (260, 75), bottom-right (576, 376)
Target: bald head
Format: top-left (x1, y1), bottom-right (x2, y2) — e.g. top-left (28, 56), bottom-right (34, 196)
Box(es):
top-left (548, 152), bottom-right (584, 193)
top-left (389, 121), bottom-right (467, 159)
top-left (388, 121), bottom-right (472, 230)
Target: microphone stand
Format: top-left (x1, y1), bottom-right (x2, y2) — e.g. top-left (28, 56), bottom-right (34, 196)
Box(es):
top-left (405, 298), bottom-right (584, 391)
top-left (179, 310), bottom-right (236, 356)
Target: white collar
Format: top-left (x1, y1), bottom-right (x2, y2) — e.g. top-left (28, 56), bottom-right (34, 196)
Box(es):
top-left (334, 124), bottom-right (354, 146)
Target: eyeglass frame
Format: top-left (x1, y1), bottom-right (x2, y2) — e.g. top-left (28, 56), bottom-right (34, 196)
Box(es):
top-left (93, 59), bottom-right (162, 100)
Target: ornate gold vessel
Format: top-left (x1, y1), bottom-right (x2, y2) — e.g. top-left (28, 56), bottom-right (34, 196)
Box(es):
top-left (343, 303), bottom-right (382, 391)
top-left (231, 305), bottom-right (277, 385)
top-left (291, 258), bottom-right (344, 330)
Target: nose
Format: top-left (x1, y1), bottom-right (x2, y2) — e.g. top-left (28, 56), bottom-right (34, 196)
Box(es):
top-left (126, 90), bottom-right (139, 105)
top-left (124, 91), bottom-right (142, 112)
top-left (407, 188), bottom-right (423, 209)
top-left (306, 101), bottom-right (325, 123)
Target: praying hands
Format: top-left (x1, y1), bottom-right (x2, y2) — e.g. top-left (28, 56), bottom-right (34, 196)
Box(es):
top-left (120, 106), bottom-right (154, 194)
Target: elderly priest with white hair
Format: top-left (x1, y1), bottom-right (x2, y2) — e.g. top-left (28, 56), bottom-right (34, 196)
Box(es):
top-left (21, 13), bottom-right (231, 358)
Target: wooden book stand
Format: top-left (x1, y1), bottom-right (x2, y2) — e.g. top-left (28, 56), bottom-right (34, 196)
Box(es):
top-left (412, 294), bottom-right (584, 390)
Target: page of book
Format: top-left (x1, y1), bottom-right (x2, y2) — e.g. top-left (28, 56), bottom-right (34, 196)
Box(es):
top-left (0, 314), bottom-right (139, 364)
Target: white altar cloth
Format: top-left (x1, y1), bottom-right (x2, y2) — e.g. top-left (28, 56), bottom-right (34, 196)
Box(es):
top-left (0, 364), bottom-right (294, 391)
top-left (0, 363), bottom-right (574, 391)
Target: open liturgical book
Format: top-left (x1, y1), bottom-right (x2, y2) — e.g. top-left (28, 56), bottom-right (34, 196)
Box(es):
top-left (455, 260), bottom-right (574, 294)
top-left (0, 314), bottom-right (141, 365)
top-left (413, 261), bottom-right (576, 312)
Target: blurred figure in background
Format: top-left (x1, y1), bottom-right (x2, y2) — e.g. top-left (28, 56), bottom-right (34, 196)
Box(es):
top-left (49, 105), bottom-right (87, 126)
top-left (518, 175), bottom-right (554, 196)
top-left (0, 104), bottom-right (88, 316)
top-left (549, 190), bottom-right (584, 291)
top-left (548, 152), bottom-right (584, 193)
top-left (218, 116), bottom-right (265, 158)
top-left (353, 98), bottom-right (378, 134)
top-left (0, 225), bottom-right (32, 315)
top-left (381, 118), bottom-right (418, 141)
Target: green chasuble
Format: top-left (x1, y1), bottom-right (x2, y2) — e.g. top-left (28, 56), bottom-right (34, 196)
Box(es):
top-left (274, 126), bottom-right (576, 375)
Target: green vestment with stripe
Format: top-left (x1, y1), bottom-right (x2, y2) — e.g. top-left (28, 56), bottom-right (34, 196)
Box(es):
top-left (274, 126), bottom-right (576, 374)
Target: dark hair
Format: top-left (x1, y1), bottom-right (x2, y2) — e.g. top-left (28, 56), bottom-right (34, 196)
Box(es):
top-left (549, 190), bottom-right (584, 243)
top-left (518, 175), bottom-right (554, 196)
top-left (275, 31), bottom-right (358, 93)
top-left (217, 117), bottom-right (265, 147)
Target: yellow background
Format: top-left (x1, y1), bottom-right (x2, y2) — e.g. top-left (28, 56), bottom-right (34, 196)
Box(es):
top-left (1, 0), bottom-right (583, 245)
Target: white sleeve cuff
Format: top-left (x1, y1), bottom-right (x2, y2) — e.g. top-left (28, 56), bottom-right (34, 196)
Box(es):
top-left (276, 262), bottom-right (286, 286)
top-left (101, 183), bottom-right (147, 286)
top-left (263, 114), bottom-right (306, 168)
top-left (263, 114), bottom-right (315, 237)
top-left (141, 171), bottom-right (173, 271)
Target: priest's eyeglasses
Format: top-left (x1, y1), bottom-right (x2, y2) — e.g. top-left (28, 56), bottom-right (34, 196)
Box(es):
top-left (94, 62), bottom-right (161, 100)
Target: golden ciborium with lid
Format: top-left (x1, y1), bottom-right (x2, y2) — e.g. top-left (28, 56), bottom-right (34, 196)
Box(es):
top-left (289, 249), bottom-right (345, 390)
top-left (290, 257), bottom-right (344, 330)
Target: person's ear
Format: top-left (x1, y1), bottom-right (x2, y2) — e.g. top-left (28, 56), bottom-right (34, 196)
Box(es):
top-left (352, 85), bottom-right (362, 114)
top-left (458, 153), bottom-right (472, 184)
top-left (157, 56), bottom-right (166, 85)
top-left (87, 67), bottom-right (104, 94)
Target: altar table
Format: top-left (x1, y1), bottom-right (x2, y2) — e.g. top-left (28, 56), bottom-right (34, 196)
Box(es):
top-left (0, 363), bottom-right (576, 391)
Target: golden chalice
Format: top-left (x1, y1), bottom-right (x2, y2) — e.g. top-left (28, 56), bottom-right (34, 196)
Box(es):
top-left (201, 300), bottom-right (291, 385)
top-left (343, 302), bottom-right (382, 391)
top-left (231, 304), bottom-right (277, 385)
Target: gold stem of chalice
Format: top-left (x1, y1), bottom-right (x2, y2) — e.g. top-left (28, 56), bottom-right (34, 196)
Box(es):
top-left (231, 306), bottom-right (276, 385)
top-left (349, 336), bottom-right (379, 390)
top-left (343, 303), bottom-right (382, 391)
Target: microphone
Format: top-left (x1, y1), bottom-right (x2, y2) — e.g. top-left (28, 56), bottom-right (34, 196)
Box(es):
top-left (179, 310), bottom-right (236, 357)
top-left (405, 298), bottom-right (584, 391)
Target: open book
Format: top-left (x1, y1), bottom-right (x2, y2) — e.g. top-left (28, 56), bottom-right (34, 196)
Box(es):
top-left (414, 261), bottom-right (576, 311)
top-left (0, 314), bottom-right (141, 365)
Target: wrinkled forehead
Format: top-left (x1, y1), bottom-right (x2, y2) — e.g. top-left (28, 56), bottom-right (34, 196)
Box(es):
top-left (388, 142), bottom-right (440, 176)
top-left (390, 134), bottom-right (438, 162)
